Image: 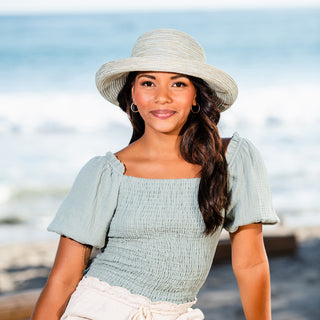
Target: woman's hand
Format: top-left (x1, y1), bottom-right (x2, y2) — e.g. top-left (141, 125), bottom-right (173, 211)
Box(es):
top-left (230, 223), bottom-right (272, 320)
top-left (31, 236), bottom-right (92, 320)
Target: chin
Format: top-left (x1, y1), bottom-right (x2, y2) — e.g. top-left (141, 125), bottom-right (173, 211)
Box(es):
top-left (157, 128), bottom-right (182, 136)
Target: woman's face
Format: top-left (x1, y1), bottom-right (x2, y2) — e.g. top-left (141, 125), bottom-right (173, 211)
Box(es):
top-left (131, 71), bottom-right (197, 136)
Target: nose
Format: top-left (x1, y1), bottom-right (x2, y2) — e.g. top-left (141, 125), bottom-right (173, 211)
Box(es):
top-left (154, 86), bottom-right (172, 104)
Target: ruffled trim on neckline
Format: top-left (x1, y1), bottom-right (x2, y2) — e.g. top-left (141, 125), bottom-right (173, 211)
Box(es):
top-left (105, 151), bottom-right (126, 175)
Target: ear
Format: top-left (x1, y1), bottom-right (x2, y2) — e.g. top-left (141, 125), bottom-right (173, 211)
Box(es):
top-left (131, 83), bottom-right (136, 104)
top-left (192, 94), bottom-right (197, 106)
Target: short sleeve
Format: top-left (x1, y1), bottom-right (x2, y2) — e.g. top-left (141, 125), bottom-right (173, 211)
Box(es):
top-left (224, 133), bottom-right (280, 233)
top-left (47, 153), bottom-right (124, 248)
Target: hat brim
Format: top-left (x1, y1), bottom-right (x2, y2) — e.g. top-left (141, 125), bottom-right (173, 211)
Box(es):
top-left (96, 57), bottom-right (238, 112)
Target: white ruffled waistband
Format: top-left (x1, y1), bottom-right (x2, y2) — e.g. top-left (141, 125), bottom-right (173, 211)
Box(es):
top-left (62, 276), bottom-right (204, 320)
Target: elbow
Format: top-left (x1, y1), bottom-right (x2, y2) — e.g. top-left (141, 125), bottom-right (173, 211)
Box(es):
top-left (232, 258), bottom-right (271, 288)
top-left (48, 264), bottom-right (85, 292)
top-left (232, 260), bottom-right (272, 320)
top-left (233, 257), bottom-right (270, 277)
top-left (47, 272), bottom-right (81, 291)
top-left (232, 255), bottom-right (269, 272)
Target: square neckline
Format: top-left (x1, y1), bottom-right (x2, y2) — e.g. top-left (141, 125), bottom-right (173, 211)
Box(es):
top-left (108, 132), bottom-right (238, 181)
top-left (112, 153), bottom-right (201, 181)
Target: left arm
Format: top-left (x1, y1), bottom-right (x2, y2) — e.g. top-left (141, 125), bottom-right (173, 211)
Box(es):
top-left (230, 223), bottom-right (271, 320)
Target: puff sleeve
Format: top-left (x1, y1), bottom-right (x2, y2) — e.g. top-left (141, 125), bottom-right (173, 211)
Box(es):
top-left (47, 153), bottom-right (124, 248)
top-left (224, 133), bottom-right (280, 233)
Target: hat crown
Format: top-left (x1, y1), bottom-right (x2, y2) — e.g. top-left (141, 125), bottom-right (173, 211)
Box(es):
top-left (131, 29), bottom-right (206, 63)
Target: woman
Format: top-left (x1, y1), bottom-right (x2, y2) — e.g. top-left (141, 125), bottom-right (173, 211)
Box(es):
top-left (31, 29), bottom-right (279, 320)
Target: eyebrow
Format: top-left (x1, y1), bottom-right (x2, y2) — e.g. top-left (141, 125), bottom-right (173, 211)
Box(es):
top-left (137, 73), bottom-right (188, 80)
top-left (170, 74), bottom-right (188, 80)
top-left (137, 74), bottom-right (156, 80)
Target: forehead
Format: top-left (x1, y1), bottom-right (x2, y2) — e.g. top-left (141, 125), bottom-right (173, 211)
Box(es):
top-left (136, 71), bottom-right (189, 79)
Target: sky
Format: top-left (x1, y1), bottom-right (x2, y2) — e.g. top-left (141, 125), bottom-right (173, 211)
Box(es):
top-left (1, 0), bottom-right (320, 14)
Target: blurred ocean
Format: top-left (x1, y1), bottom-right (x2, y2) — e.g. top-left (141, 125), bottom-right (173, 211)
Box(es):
top-left (0, 8), bottom-right (319, 243)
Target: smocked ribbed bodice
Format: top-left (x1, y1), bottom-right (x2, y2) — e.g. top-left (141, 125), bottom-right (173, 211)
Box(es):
top-left (87, 172), bottom-right (220, 303)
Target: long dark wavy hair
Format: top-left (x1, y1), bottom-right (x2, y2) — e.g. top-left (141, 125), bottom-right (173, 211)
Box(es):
top-left (117, 72), bottom-right (230, 235)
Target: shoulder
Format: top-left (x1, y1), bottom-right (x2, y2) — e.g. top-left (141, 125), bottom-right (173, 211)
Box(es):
top-left (114, 143), bottom-right (137, 165)
top-left (79, 152), bottom-right (125, 178)
top-left (226, 133), bottom-right (268, 188)
top-left (114, 139), bottom-right (142, 161)
top-left (224, 132), bottom-right (267, 176)
top-left (224, 132), bottom-right (259, 164)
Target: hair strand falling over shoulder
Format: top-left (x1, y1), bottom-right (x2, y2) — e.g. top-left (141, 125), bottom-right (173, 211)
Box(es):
top-left (117, 72), bottom-right (230, 235)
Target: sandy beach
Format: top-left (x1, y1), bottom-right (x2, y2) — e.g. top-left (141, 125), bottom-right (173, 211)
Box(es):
top-left (0, 226), bottom-right (319, 320)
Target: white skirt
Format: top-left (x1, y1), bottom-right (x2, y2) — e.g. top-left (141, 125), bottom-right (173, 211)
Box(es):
top-left (61, 276), bottom-right (204, 320)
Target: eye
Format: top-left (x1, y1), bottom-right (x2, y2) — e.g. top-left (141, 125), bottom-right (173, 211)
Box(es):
top-left (173, 81), bottom-right (187, 88)
top-left (141, 81), bottom-right (154, 87)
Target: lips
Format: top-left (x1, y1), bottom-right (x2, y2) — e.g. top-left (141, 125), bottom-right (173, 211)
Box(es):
top-left (150, 109), bottom-right (176, 119)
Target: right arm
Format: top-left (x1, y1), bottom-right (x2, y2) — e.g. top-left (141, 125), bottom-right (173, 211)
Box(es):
top-left (31, 236), bottom-right (92, 320)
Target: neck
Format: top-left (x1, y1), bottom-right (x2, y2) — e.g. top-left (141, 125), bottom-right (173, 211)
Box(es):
top-left (137, 131), bottom-right (182, 160)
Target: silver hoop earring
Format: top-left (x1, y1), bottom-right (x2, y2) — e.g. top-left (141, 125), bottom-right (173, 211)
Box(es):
top-left (130, 103), bottom-right (139, 113)
top-left (191, 104), bottom-right (200, 114)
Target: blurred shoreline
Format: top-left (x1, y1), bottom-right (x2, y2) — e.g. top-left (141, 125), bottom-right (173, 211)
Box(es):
top-left (1, 225), bottom-right (319, 319)
top-left (1, 10), bottom-right (319, 244)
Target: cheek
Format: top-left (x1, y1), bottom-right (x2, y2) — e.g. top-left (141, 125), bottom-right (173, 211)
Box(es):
top-left (175, 92), bottom-right (196, 108)
top-left (132, 91), bottom-right (151, 118)
top-left (175, 85), bottom-right (196, 104)
top-left (136, 95), bottom-right (149, 106)
top-left (132, 87), bottom-right (151, 106)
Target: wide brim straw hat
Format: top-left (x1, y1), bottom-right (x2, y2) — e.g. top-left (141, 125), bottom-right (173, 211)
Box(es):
top-left (96, 28), bottom-right (238, 112)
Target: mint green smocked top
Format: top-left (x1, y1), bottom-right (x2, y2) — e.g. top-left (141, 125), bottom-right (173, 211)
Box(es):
top-left (48, 132), bottom-right (279, 304)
